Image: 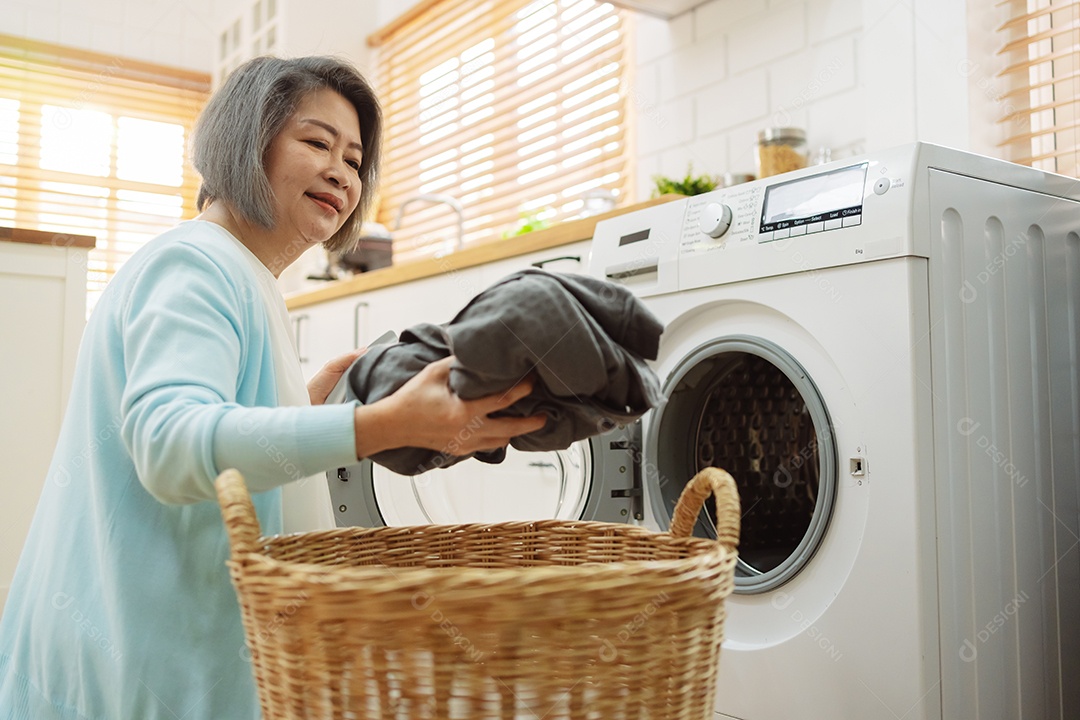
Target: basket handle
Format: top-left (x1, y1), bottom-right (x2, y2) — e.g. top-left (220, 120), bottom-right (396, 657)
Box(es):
top-left (669, 467), bottom-right (740, 550)
top-left (214, 469), bottom-right (262, 557)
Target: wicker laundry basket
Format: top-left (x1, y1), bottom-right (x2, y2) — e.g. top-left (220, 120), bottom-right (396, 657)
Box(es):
top-left (215, 467), bottom-right (740, 720)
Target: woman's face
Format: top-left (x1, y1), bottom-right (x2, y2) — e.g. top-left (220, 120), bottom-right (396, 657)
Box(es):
top-left (263, 88), bottom-right (364, 249)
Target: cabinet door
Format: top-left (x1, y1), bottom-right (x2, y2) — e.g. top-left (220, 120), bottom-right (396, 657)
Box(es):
top-left (482, 240), bottom-right (591, 284)
top-left (291, 293), bottom-right (380, 379)
top-left (374, 265), bottom-right (489, 332)
top-left (1, 241), bottom-right (87, 616)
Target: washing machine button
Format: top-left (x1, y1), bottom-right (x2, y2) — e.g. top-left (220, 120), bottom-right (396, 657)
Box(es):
top-left (873, 177), bottom-right (891, 195)
top-left (824, 218), bottom-right (843, 231)
top-left (842, 214), bottom-right (862, 228)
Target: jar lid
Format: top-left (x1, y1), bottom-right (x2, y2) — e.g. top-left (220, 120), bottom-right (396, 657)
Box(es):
top-left (758, 127), bottom-right (806, 143)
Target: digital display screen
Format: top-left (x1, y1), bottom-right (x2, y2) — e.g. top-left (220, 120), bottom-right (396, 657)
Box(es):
top-left (759, 163), bottom-right (868, 233)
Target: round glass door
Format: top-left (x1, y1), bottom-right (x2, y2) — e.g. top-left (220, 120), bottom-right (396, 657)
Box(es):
top-left (646, 336), bottom-right (837, 594)
top-left (371, 442), bottom-right (592, 525)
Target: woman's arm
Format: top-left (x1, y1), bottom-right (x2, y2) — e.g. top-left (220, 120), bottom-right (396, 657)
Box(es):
top-left (119, 241), bottom-right (357, 504)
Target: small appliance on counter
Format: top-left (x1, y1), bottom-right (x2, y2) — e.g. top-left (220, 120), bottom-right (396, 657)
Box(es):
top-left (334, 221), bottom-right (393, 274)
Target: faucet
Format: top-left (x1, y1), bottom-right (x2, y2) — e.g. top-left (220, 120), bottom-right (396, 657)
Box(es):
top-left (393, 193), bottom-right (465, 252)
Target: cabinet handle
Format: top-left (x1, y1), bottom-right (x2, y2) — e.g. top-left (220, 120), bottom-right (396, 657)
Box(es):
top-left (531, 255), bottom-right (581, 269)
top-left (293, 314), bottom-right (309, 363)
top-left (353, 301), bottom-right (369, 348)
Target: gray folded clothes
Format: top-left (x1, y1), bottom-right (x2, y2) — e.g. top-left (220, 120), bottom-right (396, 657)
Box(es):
top-left (347, 268), bottom-right (665, 475)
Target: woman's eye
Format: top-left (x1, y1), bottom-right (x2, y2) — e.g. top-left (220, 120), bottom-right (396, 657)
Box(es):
top-left (306, 139), bottom-right (329, 150)
top-left (347, 160), bottom-right (361, 172)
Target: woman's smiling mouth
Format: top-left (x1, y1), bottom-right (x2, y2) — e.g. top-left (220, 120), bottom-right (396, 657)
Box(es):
top-left (306, 192), bottom-right (342, 213)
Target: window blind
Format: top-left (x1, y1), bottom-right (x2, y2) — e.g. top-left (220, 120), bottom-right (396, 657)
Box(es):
top-left (0, 35), bottom-right (209, 311)
top-left (370, 0), bottom-right (632, 262)
top-left (997, 0), bottom-right (1080, 175)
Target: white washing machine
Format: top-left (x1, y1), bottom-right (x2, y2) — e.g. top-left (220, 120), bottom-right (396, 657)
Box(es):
top-left (326, 142), bottom-right (1079, 719)
top-left (585, 142), bottom-right (1080, 719)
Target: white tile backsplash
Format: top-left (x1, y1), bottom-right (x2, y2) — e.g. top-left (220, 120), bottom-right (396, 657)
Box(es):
top-left (634, 11), bottom-right (693, 65)
top-left (635, 151), bottom-right (663, 202)
top-left (89, 21), bottom-right (124, 56)
top-left (768, 34), bottom-right (857, 112)
top-left (726, 3), bottom-right (806, 75)
top-left (59, 12), bottom-right (95, 51)
top-left (807, 0), bottom-right (862, 43)
top-left (657, 37), bottom-right (728, 102)
top-left (695, 0), bottom-right (768, 38)
top-left (639, 93), bottom-right (695, 154)
top-left (0, 4), bottom-right (28, 38)
top-left (635, 0), bottom-right (872, 183)
top-left (24, 6), bottom-right (61, 45)
top-left (806, 87), bottom-right (865, 150)
top-left (695, 67), bottom-right (769, 135)
top-left (659, 131), bottom-right (729, 178)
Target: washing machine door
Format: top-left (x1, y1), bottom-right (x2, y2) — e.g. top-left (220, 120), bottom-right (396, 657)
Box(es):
top-left (644, 334), bottom-right (838, 594)
top-left (328, 423), bottom-right (641, 527)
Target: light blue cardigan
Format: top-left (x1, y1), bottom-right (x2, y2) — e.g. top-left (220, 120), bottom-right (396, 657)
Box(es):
top-left (0, 221), bottom-right (359, 719)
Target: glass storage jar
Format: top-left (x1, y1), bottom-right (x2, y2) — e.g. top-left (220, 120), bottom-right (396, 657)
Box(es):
top-left (756, 127), bottom-right (808, 178)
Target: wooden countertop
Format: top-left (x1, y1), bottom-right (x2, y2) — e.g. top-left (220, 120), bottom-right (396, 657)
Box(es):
top-left (284, 195), bottom-right (684, 310)
top-left (0, 226), bottom-right (96, 249)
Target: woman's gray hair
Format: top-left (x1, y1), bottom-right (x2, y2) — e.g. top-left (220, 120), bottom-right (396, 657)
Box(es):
top-left (192, 55), bottom-right (382, 253)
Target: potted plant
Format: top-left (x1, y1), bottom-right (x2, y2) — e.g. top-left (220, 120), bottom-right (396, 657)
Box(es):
top-left (651, 166), bottom-right (719, 197)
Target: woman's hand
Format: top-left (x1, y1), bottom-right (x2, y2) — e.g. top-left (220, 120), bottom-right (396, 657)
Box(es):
top-left (307, 348), bottom-right (366, 405)
top-left (353, 356), bottom-right (546, 459)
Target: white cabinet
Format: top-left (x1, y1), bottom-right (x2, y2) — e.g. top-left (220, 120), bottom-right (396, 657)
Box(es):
top-left (481, 240), bottom-right (590, 284)
top-left (0, 236), bottom-right (89, 616)
top-left (291, 294), bottom-right (372, 378)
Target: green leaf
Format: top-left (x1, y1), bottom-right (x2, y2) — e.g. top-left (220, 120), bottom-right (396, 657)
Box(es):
top-left (651, 165), bottom-right (719, 197)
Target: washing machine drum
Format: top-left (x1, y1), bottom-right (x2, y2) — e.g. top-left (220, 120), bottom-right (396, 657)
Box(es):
top-left (646, 336), bottom-right (838, 594)
top-left (327, 424), bottom-right (641, 528)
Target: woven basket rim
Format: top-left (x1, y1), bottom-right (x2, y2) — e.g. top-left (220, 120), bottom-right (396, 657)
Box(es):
top-left (233, 522), bottom-right (735, 589)
top-left (230, 550), bottom-right (736, 596)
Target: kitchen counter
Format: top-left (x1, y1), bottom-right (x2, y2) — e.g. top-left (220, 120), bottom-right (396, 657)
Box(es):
top-left (0, 226), bottom-right (96, 248)
top-left (284, 195), bottom-right (684, 310)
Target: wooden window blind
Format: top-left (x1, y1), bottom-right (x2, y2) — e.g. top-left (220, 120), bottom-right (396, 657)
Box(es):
top-left (997, 0), bottom-right (1080, 175)
top-left (0, 35), bottom-right (209, 311)
top-left (370, 0), bottom-right (632, 262)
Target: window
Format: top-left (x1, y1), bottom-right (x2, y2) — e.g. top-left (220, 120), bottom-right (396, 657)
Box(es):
top-left (997, 0), bottom-right (1080, 176)
top-left (370, 0), bottom-right (632, 262)
top-left (0, 35), bottom-right (209, 311)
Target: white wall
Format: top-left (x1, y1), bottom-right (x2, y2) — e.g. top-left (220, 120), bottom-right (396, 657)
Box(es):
top-left (0, 0), bottom-right (217, 72)
top-left (631, 0), bottom-right (988, 200)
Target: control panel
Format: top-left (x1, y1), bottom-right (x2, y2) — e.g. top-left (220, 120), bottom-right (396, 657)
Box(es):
top-left (592, 144), bottom-right (922, 298)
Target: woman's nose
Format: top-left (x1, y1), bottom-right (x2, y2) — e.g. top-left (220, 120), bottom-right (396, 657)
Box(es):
top-left (324, 155), bottom-right (350, 188)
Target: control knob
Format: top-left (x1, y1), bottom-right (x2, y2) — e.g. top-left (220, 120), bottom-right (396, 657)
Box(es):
top-left (699, 202), bottom-right (733, 238)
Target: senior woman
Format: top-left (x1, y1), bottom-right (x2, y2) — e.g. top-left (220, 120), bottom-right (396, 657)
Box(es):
top-left (0, 56), bottom-right (544, 719)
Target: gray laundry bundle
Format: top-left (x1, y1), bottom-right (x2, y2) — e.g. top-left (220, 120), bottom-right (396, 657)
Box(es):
top-left (346, 268), bottom-right (665, 475)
